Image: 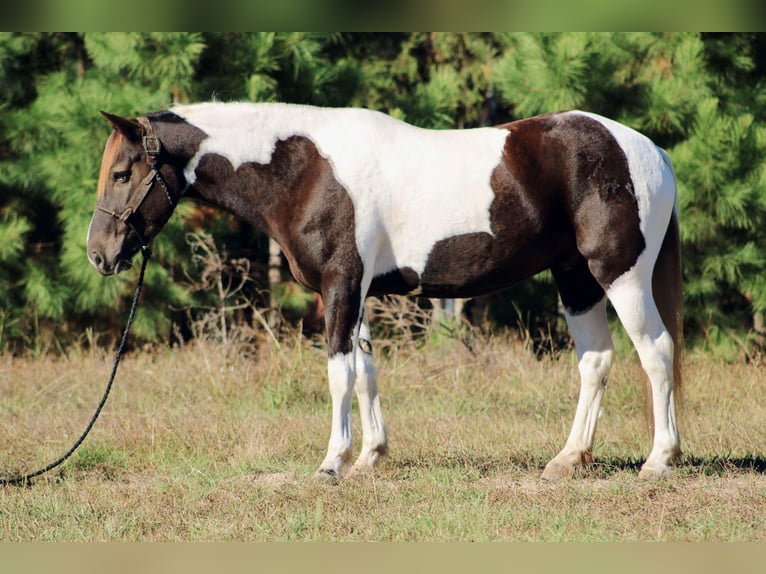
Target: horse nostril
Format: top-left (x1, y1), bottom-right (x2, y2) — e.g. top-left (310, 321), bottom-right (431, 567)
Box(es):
top-left (91, 251), bottom-right (103, 269)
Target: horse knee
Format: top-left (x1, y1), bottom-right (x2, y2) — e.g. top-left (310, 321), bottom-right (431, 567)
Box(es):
top-left (578, 347), bottom-right (613, 386)
top-left (327, 353), bottom-right (356, 398)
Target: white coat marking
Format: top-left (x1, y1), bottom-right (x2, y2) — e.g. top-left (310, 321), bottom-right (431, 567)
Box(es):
top-left (173, 103), bottom-right (509, 280)
top-left (561, 299), bottom-right (614, 454)
top-left (321, 351), bottom-right (355, 474)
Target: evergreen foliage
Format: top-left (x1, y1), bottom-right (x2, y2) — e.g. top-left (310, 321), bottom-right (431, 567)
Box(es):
top-left (1, 32), bottom-right (764, 353)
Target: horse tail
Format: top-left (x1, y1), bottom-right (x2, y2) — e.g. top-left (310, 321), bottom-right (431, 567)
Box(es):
top-left (650, 149), bottom-right (683, 425)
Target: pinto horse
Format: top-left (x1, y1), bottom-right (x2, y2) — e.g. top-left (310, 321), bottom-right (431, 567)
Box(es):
top-left (87, 102), bottom-right (682, 480)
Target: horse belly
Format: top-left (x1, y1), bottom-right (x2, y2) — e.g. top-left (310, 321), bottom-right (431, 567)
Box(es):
top-left (368, 230), bottom-right (556, 299)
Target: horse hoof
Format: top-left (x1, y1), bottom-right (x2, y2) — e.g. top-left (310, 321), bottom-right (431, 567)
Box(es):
top-left (542, 449), bottom-right (593, 480)
top-left (541, 462), bottom-right (574, 481)
top-left (638, 465), bottom-right (671, 479)
top-left (313, 468), bottom-right (342, 484)
top-left (346, 463), bottom-right (376, 479)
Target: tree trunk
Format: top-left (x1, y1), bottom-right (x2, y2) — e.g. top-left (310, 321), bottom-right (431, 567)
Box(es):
top-left (268, 238), bottom-right (282, 329)
top-left (754, 311), bottom-right (765, 348)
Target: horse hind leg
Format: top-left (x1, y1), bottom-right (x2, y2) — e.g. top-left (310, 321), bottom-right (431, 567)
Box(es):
top-left (542, 295), bottom-right (614, 480)
top-left (607, 266), bottom-right (681, 478)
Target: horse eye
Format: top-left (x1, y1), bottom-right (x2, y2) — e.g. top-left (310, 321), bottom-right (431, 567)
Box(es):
top-left (113, 170), bottom-right (130, 183)
top-left (114, 171), bottom-right (130, 183)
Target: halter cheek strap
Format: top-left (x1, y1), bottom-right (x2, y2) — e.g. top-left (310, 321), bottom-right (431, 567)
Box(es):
top-left (95, 117), bottom-right (176, 252)
top-left (138, 117), bottom-right (175, 207)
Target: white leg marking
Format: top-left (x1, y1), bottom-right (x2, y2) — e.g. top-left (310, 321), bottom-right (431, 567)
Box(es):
top-left (317, 352), bottom-right (356, 479)
top-left (608, 270), bottom-right (680, 478)
top-left (351, 316), bottom-right (388, 473)
top-left (543, 299), bottom-right (614, 479)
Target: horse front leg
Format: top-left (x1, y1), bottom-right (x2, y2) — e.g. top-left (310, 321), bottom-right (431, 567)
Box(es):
top-left (314, 277), bottom-right (363, 481)
top-left (607, 274), bottom-right (681, 478)
top-left (316, 352), bottom-right (355, 481)
top-left (349, 313), bottom-right (388, 474)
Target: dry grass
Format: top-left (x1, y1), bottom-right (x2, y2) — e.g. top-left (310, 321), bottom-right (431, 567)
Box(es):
top-left (1, 323), bottom-right (764, 541)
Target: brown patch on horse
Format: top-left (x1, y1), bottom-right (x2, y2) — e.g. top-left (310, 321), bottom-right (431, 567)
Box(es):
top-left (97, 131), bottom-right (125, 199)
top-left (188, 136), bottom-right (364, 356)
top-left (499, 112), bottom-right (644, 313)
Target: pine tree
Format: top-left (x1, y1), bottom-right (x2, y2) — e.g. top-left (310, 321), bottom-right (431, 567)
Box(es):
top-left (0, 33), bottom-right (82, 349)
top-left (1, 33), bottom-right (205, 347)
top-left (2, 33), bottom-right (765, 352)
top-left (672, 36), bottom-right (766, 350)
top-left (491, 32), bottom-right (766, 350)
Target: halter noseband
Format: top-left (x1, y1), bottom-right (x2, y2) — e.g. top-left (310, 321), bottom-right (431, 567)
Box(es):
top-left (95, 117), bottom-right (176, 251)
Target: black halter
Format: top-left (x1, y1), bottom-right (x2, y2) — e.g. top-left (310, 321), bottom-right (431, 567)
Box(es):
top-left (95, 117), bottom-right (175, 252)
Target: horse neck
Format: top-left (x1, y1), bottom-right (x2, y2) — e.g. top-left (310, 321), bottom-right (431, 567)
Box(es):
top-left (183, 134), bottom-right (322, 242)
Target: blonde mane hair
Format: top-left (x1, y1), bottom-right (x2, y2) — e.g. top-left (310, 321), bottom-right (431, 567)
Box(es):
top-left (97, 131), bottom-right (125, 199)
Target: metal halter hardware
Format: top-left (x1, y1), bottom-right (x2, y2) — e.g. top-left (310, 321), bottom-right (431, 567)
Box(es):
top-left (95, 117), bottom-right (175, 251)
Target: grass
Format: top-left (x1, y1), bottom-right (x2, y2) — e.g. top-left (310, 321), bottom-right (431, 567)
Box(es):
top-left (0, 326), bottom-right (764, 541)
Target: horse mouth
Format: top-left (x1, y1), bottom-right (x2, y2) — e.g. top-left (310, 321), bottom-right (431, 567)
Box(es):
top-left (89, 250), bottom-right (133, 276)
top-left (112, 242), bottom-right (144, 274)
top-left (114, 259), bottom-right (133, 274)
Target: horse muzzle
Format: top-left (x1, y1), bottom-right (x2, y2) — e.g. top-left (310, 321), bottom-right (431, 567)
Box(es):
top-left (89, 248), bottom-right (134, 276)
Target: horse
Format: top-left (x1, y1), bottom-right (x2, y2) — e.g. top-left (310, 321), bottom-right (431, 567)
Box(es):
top-left (87, 102), bottom-right (683, 480)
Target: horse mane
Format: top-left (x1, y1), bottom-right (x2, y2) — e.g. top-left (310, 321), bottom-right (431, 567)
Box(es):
top-left (97, 131), bottom-right (124, 199)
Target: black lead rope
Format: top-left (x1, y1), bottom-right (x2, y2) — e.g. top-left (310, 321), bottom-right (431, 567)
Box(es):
top-left (0, 247), bottom-right (151, 486)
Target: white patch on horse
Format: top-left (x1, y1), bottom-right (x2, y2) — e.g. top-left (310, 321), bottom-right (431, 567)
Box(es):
top-left (174, 103), bottom-right (508, 279)
top-left (319, 351), bottom-right (355, 477)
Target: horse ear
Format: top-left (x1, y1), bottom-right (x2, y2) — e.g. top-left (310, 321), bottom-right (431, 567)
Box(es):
top-left (100, 111), bottom-right (143, 142)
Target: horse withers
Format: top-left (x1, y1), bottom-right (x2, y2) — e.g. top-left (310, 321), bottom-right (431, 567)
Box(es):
top-left (87, 102), bottom-right (683, 480)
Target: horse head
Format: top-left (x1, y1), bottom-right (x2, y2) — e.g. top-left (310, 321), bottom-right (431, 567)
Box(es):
top-left (87, 112), bottom-right (180, 275)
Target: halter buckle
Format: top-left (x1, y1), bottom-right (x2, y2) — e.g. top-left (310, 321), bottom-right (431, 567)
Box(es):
top-left (117, 207), bottom-right (135, 223)
top-left (143, 135), bottom-right (161, 157)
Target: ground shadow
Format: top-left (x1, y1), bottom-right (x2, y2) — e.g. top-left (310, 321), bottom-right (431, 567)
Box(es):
top-left (556, 454), bottom-right (766, 478)
top-left (388, 452), bottom-right (766, 479)
top-left (682, 454), bottom-right (766, 475)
